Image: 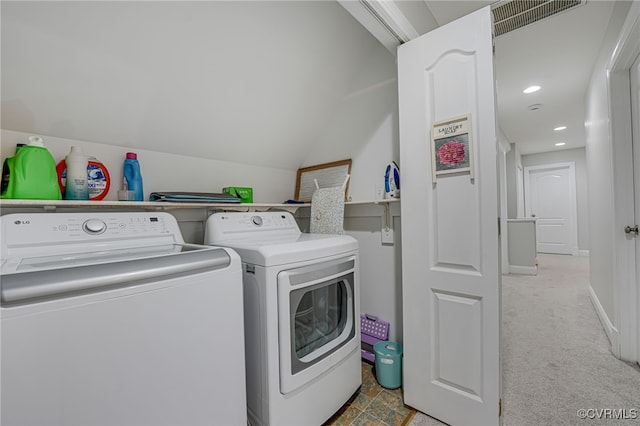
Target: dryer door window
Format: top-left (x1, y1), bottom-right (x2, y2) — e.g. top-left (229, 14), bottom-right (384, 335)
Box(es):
top-left (292, 277), bottom-right (349, 360)
top-left (277, 256), bottom-right (358, 395)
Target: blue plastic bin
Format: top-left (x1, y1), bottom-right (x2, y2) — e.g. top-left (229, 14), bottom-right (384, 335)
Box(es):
top-left (374, 341), bottom-right (403, 389)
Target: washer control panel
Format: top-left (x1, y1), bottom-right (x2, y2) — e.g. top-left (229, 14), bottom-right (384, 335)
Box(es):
top-left (2, 212), bottom-right (179, 249)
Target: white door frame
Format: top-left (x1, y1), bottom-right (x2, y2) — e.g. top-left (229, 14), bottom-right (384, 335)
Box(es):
top-left (499, 140), bottom-right (511, 275)
top-left (608, 1), bottom-right (639, 362)
top-left (632, 47), bottom-right (640, 366)
top-left (524, 162), bottom-right (579, 256)
top-left (516, 163), bottom-right (525, 218)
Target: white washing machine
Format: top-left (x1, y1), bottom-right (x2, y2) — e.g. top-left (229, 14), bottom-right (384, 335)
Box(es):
top-left (1, 212), bottom-right (247, 426)
top-left (205, 211), bottom-right (361, 426)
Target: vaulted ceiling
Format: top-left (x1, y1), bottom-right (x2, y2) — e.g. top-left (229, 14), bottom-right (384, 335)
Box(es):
top-left (1, 1), bottom-right (394, 170)
top-left (1, 0), bottom-right (619, 166)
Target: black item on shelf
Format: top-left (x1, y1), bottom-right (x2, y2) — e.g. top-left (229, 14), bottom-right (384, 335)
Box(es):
top-left (149, 192), bottom-right (241, 203)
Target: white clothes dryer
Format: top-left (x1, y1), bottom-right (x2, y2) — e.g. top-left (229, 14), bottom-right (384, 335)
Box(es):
top-left (205, 211), bottom-right (361, 426)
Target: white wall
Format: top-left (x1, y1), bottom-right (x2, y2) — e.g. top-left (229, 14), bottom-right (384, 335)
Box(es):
top-left (1, 1), bottom-right (389, 173)
top-left (301, 50), bottom-right (399, 201)
top-left (584, 1), bottom-right (635, 329)
top-left (521, 148), bottom-right (590, 251)
top-left (344, 206), bottom-right (402, 343)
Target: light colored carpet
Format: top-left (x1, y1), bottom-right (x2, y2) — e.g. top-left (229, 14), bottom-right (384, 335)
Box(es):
top-left (409, 254), bottom-right (640, 426)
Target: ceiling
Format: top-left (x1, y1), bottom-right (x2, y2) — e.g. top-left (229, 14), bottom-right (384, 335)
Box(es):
top-left (424, 0), bottom-right (616, 155)
top-left (1, 1), bottom-right (393, 171)
top-left (1, 0), bottom-right (617, 168)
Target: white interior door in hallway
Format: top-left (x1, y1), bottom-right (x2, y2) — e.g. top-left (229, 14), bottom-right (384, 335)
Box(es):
top-left (524, 162), bottom-right (579, 255)
top-left (398, 6), bottom-right (501, 426)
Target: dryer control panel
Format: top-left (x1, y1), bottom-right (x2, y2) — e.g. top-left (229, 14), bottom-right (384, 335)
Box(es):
top-left (205, 211), bottom-right (300, 242)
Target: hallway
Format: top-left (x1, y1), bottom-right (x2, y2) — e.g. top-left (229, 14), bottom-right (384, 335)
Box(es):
top-left (409, 254), bottom-right (640, 425)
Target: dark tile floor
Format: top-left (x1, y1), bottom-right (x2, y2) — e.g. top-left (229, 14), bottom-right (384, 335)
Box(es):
top-left (324, 361), bottom-right (416, 426)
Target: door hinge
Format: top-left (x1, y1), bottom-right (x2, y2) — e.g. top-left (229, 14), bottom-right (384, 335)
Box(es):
top-left (498, 218), bottom-right (501, 236)
top-left (499, 398), bottom-right (502, 417)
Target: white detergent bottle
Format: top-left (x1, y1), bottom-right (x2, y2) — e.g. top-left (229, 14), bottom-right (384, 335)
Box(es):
top-left (65, 146), bottom-right (89, 200)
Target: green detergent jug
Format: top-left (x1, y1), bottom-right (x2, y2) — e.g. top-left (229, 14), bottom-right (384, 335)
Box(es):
top-left (1, 136), bottom-right (62, 200)
top-left (1, 143), bottom-right (25, 195)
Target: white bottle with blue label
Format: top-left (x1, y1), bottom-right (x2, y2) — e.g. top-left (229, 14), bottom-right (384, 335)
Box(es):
top-left (64, 146), bottom-right (89, 200)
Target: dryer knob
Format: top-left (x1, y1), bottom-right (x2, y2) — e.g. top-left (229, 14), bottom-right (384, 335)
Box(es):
top-left (83, 219), bottom-right (107, 234)
top-left (251, 216), bottom-right (263, 226)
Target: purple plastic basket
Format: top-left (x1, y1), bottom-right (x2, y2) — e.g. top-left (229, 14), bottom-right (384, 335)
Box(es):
top-left (360, 313), bottom-right (389, 362)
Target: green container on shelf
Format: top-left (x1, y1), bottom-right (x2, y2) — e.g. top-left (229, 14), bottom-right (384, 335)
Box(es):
top-left (1, 136), bottom-right (61, 200)
top-left (223, 186), bottom-right (253, 203)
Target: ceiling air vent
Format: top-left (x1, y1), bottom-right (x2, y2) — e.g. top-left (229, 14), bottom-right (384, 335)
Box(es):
top-left (492, 0), bottom-right (586, 37)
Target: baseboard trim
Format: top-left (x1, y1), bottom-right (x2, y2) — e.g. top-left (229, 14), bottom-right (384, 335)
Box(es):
top-left (579, 250), bottom-right (590, 257)
top-left (588, 285), bottom-right (618, 350)
top-left (508, 265), bottom-right (537, 275)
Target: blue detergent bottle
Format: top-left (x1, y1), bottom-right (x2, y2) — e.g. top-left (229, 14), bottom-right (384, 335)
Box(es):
top-left (123, 152), bottom-right (144, 201)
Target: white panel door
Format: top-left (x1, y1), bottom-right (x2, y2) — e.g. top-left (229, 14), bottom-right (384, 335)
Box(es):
top-left (524, 163), bottom-right (578, 255)
top-left (398, 7), bottom-right (501, 426)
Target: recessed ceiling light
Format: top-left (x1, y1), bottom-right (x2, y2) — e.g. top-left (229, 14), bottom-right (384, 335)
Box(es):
top-left (554, 126), bottom-right (567, 131)
top-left (523, 85), bottom-right (541, 94)
top-left (555, 142), bottom-right (566, 146)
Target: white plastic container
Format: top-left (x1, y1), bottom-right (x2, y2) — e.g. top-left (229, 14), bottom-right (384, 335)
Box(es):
top-left (64, 146), bottom-right (89, 200)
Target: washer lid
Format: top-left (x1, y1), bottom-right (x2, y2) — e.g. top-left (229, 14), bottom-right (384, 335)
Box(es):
top-left (211, 233), bottom-right (358, 266)
top-left (1, 244), bottom-right (232, 304)
top-left (2, 243), bottom-right (218, 274)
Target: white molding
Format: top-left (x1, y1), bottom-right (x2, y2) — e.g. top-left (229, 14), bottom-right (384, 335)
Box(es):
top-left (516, 163), bottom-right (525, 219)
top-left (589, 285), bottom-right (619, 355)
top-left (579, 250), bottom-right (590, 257)
top-left (497, 127), bottom-right (512, 153)
top-left (508, 265), bottom-right (537, 275)
top-left (337, 1), bottom-right (399, 54)
top-left (337, 0), bottom-right (419, 55)
top-left (365, 0), bottom-right (420, 42)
